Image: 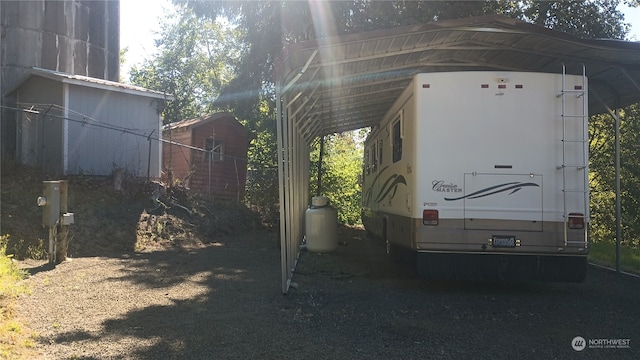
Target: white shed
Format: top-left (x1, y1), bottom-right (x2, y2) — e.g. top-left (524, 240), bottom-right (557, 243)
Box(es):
top-left (6, 67), bottom-right (172, 177)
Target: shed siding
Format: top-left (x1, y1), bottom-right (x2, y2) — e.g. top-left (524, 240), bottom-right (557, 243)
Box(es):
top-left (16, 77), bottom-right (64, 175)
top-left (162, 114), bottom-right (249, 201)
top-left (163, 128), bottom-right (193, 183)
top-left (66, 86), bottom-right (162, 176)
top-left (191, 119), bottom-right (248, 200)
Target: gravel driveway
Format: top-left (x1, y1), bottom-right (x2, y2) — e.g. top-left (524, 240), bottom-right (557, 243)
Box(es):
top-left (18, 227), bottom-right (640, 359)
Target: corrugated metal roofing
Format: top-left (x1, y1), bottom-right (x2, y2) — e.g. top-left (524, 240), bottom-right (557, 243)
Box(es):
top-left (164, 112), bottom-right (238, 131)
top-left (5, 67), bottom-right (174, 100)
top-left (276, 15), bottom-right (640, 140)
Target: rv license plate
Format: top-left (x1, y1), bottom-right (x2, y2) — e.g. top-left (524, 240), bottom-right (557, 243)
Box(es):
top-left (492, 235), bottom-right (516, 248)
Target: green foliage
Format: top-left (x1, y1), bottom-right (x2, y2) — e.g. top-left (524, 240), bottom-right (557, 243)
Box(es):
top-left (119, 47), bottom-right (128, 70)
top-left (128, 4), bottom-right (246, 123)
top-left (169, 0), bottom-right (633, 234)
top-left (310, 132), bottom-right (364, 225)
top-left (589, 112), bottom-right (616, 244)
top-left (244, 100), bottom-right (280, 209)
top-left (589, 241), bottom-right (640, 273)
top-left (178, 0), bottom-right (631, 119)
top-left (16, 238), bottom-right (46, 261)
top-left (0, 235), bottom-right (38, 359)
top-left (517, 0), bottom-right (629, 39)
top-left (589, 104), bottom-right (640, 248)
top-left (128, 2), bottom-right (280, 211)
top-left (245, 133), bottom-right (278, 207)
top-left (0, 235), bottom-right (29, 301)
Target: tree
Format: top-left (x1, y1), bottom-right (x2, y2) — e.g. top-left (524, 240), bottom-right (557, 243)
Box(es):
top-left (176, 0), bottom-right (631, 116)
top-left (119, 47), bottom-right (128, 82)
top-left (244, 100), bottom-right (280, 210)
top-left (170, 0), bottom-right (636, 236)
top-left (129, 4), bottom-right (246, 124)
top-left (519, 0), bottom-right (629, 38)
top-left (309, 132), bottom-right (364, 225)
top-left (590, 105), bottom-right (640, 247)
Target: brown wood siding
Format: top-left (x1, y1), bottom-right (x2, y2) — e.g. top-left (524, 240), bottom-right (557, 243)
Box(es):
top-left (190, 117), bottom-right (248, 200)
top-left (162, 114), bottom-right (248, 201)
top-left (162, 128), bottom-right (193, 184)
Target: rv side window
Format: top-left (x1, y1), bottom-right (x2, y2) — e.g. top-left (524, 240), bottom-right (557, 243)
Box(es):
top-left (392, 119), bottom-right (402, 163)
top-left (372, 143), bottom-right (378, 172)
top-left (378, 139), bottom-right (383, 165)
top-left (365, 148), bottom-right (370, 175)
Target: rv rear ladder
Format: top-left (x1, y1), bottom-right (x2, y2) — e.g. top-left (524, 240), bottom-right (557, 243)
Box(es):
top-left (558, 64), bottom-right (589, 248)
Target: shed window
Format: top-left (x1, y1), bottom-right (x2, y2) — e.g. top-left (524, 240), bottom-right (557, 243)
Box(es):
top-left (205, 138), bottom-right (224, 161)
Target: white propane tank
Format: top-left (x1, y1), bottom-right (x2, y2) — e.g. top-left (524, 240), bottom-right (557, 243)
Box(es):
top-left (305, 196), bottom-right (338, 253)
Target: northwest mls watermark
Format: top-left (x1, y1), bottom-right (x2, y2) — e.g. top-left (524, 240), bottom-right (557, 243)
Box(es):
top-left (572, 336), bottom-right (631, 351)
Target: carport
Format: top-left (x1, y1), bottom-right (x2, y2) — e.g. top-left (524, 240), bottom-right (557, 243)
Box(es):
top-left (275, 15), bottom-right (640, 293)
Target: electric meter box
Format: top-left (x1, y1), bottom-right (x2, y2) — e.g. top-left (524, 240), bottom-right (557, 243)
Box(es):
top-left (42, 181), bottom-right (61, 227)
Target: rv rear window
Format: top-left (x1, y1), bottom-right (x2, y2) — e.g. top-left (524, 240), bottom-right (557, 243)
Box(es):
top-left (392, 119), bottom-right (402, 163)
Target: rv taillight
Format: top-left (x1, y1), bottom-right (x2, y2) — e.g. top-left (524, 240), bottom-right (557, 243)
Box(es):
top-left (423, 210), bottom-right (439, 226)
top-left (568, 213), bottom-right (585, 230)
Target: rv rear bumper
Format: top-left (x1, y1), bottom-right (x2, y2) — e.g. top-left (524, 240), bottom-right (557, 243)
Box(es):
top-left (413, 218), bottom-right (588, 256)
top-left (416, 252), bottom-right (587, 282)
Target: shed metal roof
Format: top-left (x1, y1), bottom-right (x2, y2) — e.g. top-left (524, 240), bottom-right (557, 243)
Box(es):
top-left (164, 112), bottom-right (243, 131)
top-left (276, 15), bottom-right (640, 141)
top-left (6, 67), bottom-right (174, 100)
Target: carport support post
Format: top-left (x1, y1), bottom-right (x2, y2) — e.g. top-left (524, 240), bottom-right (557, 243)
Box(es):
top-left (55, 180), bottom-right (69, 263)
top-left (592, 89), bottom-right (623, 274)
top-left (147, 129), bottom-right (155, 182)
top-left (615, 108), bottom-right (621, 273)
top-left (276, 81), bottom-right (290, 294)
top-left (316, 135), bottom-right (324, 196)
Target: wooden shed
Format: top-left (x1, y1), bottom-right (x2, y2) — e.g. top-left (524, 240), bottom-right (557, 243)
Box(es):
top-left (6, 67), bottom-right (172, 177)
top-left (163, 112), bottom-right (249, 201)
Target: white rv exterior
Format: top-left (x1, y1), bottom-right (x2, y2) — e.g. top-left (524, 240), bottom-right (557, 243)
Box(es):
top-left (362, 71), bottom-right (589, 281)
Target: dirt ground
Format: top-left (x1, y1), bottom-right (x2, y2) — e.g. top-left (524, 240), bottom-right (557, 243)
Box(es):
top-left (15, 225), bottom-right (640, 359)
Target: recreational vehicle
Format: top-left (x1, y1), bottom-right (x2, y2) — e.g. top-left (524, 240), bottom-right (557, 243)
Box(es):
top-left (361, 71), bottom-right (589, 282)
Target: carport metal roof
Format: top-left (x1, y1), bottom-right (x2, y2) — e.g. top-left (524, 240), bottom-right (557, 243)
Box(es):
top-left (275, 15), bottom-right (640, 293)
top-left (276, 15), bottom-right (640, 141)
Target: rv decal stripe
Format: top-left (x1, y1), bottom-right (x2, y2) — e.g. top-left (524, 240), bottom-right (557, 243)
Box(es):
top-left (364, 188), bottom-right (373, 207)
top-left (363, 166), bottom-right (390, 206)
top-left (446, 182), bottom-right (519, 200)
top-left (444, 182), bottom-right (539, 201)
top-left (375, 174), bottom-right (407, 203)
top-left (370, 166), bottom-right (389, 185)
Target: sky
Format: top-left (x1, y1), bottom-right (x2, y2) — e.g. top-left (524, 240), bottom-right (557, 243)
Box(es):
top-left (622, 3), bottom-right (640, 41)
top-left (120, 0), bottom-right (172, 81)
top-left (119, 0), bottom-right (640, 82)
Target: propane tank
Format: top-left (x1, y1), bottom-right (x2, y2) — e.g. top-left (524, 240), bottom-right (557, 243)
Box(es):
top-left (305, 196), bottom-right (338, 253)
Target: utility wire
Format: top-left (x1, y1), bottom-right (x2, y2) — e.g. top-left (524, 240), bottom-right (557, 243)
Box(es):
top-left (1, 103), bottom-right (249, 162)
